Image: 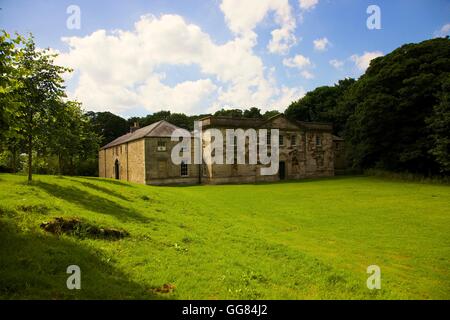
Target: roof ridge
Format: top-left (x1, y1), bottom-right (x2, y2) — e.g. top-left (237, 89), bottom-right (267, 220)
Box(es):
top-left (144, 119), bottom-right (165, 137)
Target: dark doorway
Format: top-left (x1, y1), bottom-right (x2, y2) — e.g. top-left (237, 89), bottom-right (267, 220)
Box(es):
top-left (114, 159), bottom-right (120, 179)
top-left (279, 161), bottom-right (286, 180)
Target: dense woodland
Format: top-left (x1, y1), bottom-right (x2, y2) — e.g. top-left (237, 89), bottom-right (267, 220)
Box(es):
top-left (1, 31), bottom-right (449, 179)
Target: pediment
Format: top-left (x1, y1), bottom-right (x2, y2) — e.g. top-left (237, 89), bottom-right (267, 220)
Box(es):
top-left (261, 114), bottom-right (300, 131)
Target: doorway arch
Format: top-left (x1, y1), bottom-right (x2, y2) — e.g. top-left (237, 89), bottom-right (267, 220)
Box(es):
top-left (114, 159), bottom-right (120, 179)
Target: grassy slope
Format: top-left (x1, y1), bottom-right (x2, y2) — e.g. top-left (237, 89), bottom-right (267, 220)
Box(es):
top-left (0, 174), bottom-right (449, 299)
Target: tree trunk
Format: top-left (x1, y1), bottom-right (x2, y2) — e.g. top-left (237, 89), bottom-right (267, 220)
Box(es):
top-left (12, 145), bottom-right (17, 174)
top-left (27, 133), bottom-right (32, 182)
top-left (70, 156), bottom-right (74, 176)
top-left (27, 109), bottom-right (33, 182)
top-left (58, 153), bottom-right (63, 176)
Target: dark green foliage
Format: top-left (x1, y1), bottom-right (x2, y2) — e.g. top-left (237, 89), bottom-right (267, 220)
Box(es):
top-left (243, 107), bottom-right (263, 118)
top-left (86, 111), bottom-right (129, 145)
top-left (285, 78), bottom-right (355, 135)
top-left (426, 78), bottom-right (450, 173)
top-left (214, 108), bottom-right (243, 118)
top-left (344, 37), bottom-right (450, 174)
top-left (0, 32), bottom-right (101, 177)
top-left (286, 37), bottom-right (450, 175)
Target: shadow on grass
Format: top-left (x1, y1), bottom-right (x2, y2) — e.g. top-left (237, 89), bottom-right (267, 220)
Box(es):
top-left (34, 181), bottom-right (150, 223)
top-left (251, 175), bottom-right (366, 186)
top-left (0, 219), bottom-right (165, 299)
top-left (61, 177), bottom-right (130, 202)
top-left (161, 175), bottom-right (365, 188)
top-left (84, 177), bottom-right (135, 187)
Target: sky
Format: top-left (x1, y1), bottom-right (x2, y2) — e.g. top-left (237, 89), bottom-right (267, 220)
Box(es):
top-left (1, 0), bottom-right (449, 117)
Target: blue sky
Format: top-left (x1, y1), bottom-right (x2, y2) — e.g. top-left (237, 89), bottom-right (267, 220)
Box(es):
top-left (1, 0), bottom-right (449, 117)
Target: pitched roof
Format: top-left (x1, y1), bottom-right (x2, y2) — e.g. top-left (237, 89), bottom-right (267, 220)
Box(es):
top-left (100, 120), bottom-right (189, 150)
top-left (200, 115), bottom-right (265, 128)
top-left (200, 114), bottom-right (333, 131)
top-left (296, 121), bottom-right (333, 131)
top-left (332, 135), bottom-right (344, 141)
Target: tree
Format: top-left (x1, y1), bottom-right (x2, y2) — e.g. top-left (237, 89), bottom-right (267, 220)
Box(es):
top-left (86, 111), bottom-right (128, 146)
top-left (14, 35), bottom-right (70, 182)
top-left (48, 100), bottom-right (99, 175)
top-left (427, 79), bottom-right (450, 173)
top-left (343, 37), bottom-right (450, 174)
top-left (263, 110), bottom-right (280, 119)
top-left (243, 107), bottom-right (263, 118)
top-left (214, 108), bottom-right (243, 118)
top-left (285, 78), bottom-right (355, 135)
top-left (0, 31), bottom-right (23, 165)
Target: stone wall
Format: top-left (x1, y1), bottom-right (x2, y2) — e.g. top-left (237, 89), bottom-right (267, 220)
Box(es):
top-left (98, 139), bottom-right (145, 184)
top-left (98, 115), bottom-right (336, 186)
top-left (201, 124), bottom-right (334, 184)
top-left (145, 137), bottom-right (199, 185)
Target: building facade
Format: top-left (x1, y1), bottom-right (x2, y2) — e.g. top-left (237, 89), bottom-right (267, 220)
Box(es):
top-left (98, 114), bottom-right (343, 185)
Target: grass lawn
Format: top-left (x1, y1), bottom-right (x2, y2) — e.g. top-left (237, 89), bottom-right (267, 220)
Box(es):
top-left (0, 173), bottom-right (449, 299)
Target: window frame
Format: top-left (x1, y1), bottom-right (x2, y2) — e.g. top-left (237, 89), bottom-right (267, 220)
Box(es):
top-left (157, 140), bottom-right (167, 151)
top-left (180, 161), bottom-right (189, 177)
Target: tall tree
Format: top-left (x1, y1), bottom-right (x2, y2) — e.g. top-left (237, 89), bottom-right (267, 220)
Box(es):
top-left (343, 37), bottom-right (450, 174)
top-left (86, 111), bottom-right (128, 146)
top-left (243, 107), bottom-right (263, 118)
top-left (285, 78), bottom-right (355, 135)
top-left (14, 35), bottom-right (70, 182)
top-left (426, 78), bottom-right (450, 173)
top-left (214, 108), bottom-right (243, 118)
top-left (0, 32), bottom-right (24, 172)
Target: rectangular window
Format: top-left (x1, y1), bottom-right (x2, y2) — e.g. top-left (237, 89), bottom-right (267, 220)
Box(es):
top-left (157, 140), bottom-right (166, 151)
top-left (316, 136), bottom-right (322, 146)
top-left (291, 135), bottom-right (296, 146)
top-left (267, 130), bottom-right (271, 145)
top-left (181, 161), bottom-right (188, 177)
top-left (279, 134), bottom-right (284, 146)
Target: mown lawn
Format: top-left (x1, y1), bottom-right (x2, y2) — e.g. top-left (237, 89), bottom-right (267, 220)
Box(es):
top-left (0, 173), bottom-right (449, 299)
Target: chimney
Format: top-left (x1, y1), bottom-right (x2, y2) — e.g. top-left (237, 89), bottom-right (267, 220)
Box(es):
top-left (130, 122), bottom-right (140, 133)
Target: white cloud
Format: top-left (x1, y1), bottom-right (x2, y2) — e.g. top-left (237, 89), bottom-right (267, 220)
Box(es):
top-left (434, 23), bottom-right (450, 37)
top-left (313, 37), bottom-right (330, 51)
top-left (350, 51), bottom-right (384, 71)
top-left (282, 54), bottom-right (311, 69)
top-left (220, 0), bottom-right (297, 54)
top-left (329, 59), bottom-right (344, 70)
top-left (56, 14), bottom-right (303, 115)
top-left (283, 54), bottom-right (314, 79)
top-left (300, 70), bottom-right (314, 79)
top-left (298, 0), bottom-right (319, 11)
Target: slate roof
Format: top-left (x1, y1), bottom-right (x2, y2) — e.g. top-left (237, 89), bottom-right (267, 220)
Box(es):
top-left (200, 114), bottom-right (333, 131)
top-left (100, 120), bottom-right (189, 150)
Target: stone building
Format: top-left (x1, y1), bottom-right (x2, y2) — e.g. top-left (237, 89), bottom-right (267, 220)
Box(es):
top-left (98, 114), bottom-right (343, 185)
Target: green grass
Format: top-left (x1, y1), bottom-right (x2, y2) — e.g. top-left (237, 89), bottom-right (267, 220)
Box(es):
top-left (0, 173), bottom-right (449, 299)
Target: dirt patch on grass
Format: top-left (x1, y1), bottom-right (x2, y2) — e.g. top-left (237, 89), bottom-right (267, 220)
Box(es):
top-left (17, 204), bottom-right (50, 214)
top-left (40, 217), bottom-right (129, 240)
top-left (152, 283), bottom-right (176, 294)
